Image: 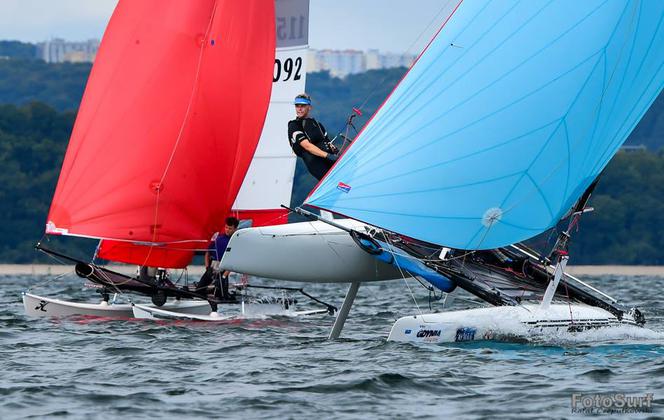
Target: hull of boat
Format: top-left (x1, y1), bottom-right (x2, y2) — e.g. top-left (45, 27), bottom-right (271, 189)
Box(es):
top-left (22, 292), bottom-right (211, 318)
top-left (220, 220), bottom-right (403, 283)
top-left (387, 304), bottom-right (639, 343)
top-left (132, 302), bottom-right (329, 320)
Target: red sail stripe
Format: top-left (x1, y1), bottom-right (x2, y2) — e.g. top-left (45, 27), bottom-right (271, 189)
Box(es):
top-left (233, 208), bottom-right (290, 227)
top-left (97, 240), bottom-right (201, 269)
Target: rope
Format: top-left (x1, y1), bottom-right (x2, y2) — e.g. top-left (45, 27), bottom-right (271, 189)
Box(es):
top-left (308, 214), bottom-right (346, 261)
top-left (384, 234), bottom-right (423, 316)
top-left (25, 271), bottom-right (72, 293)
top-left (244, 284), bottom-right (337, 313)
top-left (354, 0), bottom-right (457, 112)
top-left (33, 245), bottom-right (131, 300)
top-left (562, 276), bottom-right (575, 326)
top-left (326, 1), bottom-right (458, 154)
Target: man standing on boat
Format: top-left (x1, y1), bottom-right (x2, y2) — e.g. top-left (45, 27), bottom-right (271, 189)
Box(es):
top-left (288, 93), bottom-right (339, 180)
top-left (194, 216), bottom-right (239, 301)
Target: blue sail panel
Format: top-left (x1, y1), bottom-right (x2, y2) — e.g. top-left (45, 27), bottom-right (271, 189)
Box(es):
top-left (306, 0), bottom-right (664, 249)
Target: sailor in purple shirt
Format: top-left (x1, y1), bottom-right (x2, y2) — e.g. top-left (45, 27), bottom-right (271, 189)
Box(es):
top-left (195, 216), bottom-right (239, 300)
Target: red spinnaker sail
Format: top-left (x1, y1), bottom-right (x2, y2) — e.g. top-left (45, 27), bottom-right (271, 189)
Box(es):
top-left (234, 209), bottom-right (290, 227)
top-left (46, 0), bottom-right (276, 267)
top-left (97, 240), bottom-right (198, 269)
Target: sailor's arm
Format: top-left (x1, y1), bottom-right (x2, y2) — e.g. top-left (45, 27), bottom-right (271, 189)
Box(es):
top-left (300, 139), bottom-right (331, 158)
top-left (204, 251), bottom-right (211, 268)
top-left (290, 120), bottom-right (332, 159)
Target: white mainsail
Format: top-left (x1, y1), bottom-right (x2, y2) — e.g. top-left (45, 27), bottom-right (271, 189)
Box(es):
top-left (233, 0), bottom-right (310, 226)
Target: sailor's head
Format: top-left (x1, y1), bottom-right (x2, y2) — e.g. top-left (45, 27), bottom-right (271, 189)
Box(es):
top-left (294, 93), bottom-right (311, 118)
top-left (224, 216), bottom-right (239, 236)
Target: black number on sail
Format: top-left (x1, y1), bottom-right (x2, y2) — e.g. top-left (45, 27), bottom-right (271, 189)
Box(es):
top-left (283, 58), bottom-right (293, 81)
top-left (273, 58), bottom-right (302, 82)
top-left (277, 15), bottom-right (305, 42)
top-left (289, 16), bottom-right (297, 39)
top-left (276, 17), bottom-right (287, 40)
top-left (273, 59), bottom-right (281, 82)
top-left (299, 15), bottom-right (305, 39)
top-left (293, 57), bottom-right (302, 80)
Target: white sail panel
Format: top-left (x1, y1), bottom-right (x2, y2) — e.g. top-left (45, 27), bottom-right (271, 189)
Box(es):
top-left (306, 0), bottom-right (664, 249)
top-left (233, 0), bottom-right (308, 216)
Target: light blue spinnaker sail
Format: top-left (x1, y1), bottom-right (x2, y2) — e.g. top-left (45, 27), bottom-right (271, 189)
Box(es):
top-left (305, 0), bottom-right (664, 250)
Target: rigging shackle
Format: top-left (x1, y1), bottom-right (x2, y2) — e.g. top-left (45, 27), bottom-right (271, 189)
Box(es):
top-left (346, 107), bottom-right (362, 132)
top-left (332, 107), bottom-right (363, 152)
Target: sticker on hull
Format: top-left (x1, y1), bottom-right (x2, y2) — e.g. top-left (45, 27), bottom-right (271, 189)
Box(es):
top-left (455, 327), bottom-right (476, 342)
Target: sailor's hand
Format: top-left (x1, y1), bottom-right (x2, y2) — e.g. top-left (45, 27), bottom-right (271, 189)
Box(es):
top-left (326, 153), bottom-right (338, 162)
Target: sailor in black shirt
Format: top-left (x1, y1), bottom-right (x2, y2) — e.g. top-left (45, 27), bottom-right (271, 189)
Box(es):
top-left (287, 93), bottom-right (338, 180)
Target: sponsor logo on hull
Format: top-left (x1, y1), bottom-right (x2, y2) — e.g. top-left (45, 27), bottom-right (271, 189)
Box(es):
top-left (35, 300), bottom-right (48, 312)
top-left (416, 329), bottom-right (441, 338)
top-left (455, 327), bottom-right (476, 342)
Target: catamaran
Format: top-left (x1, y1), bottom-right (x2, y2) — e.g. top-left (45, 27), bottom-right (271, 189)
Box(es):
top-left (25, 0), bottom-right (334, 319)
top-left (223, 0), bottom-right (663, 341)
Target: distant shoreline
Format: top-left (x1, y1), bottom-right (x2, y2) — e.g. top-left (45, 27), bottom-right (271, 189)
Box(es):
top-left (1, 264), bottom-right (663, 277)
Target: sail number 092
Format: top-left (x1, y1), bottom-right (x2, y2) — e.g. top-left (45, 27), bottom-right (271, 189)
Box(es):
top-left (274, 57), bottom-right (302, 82)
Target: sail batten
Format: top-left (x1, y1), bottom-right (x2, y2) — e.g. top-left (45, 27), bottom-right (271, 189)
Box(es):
top-left (306, 0), bottom-right (664, 250)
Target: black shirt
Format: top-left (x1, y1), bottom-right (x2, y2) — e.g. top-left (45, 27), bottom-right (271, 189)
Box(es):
top-left (287, 117), bottom-right (334, 180)
top-left (287, 117), bottom-right (330, 156)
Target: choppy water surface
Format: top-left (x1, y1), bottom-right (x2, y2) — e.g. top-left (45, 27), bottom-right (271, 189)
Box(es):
top-left (1, 273), bottom-right (663, 419)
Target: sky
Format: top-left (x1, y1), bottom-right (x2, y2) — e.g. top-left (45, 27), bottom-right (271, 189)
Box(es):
top-left (0, 0), bottom-right (457, 54)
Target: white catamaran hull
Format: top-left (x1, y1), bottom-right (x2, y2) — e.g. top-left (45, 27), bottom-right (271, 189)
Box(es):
top-left (22, 292), bottom-right (211, 318)
top-left (221, 220), bottom-right (404, 283)
top-left (387, 304), bottom-right (639, 343)
top-left (132, 302), bottom-right (329, 321)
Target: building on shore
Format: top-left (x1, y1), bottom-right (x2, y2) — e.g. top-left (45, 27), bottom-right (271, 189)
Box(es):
top-left (619, 144), bottom-right (647, 152)
top-left (308, 49), bottom-right (416, 78)
top-left (36, 39), bottom-right (100, 63)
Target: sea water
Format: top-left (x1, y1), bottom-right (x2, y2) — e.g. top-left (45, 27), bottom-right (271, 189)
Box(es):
top-left (1, 274), bottom-right (662, 419)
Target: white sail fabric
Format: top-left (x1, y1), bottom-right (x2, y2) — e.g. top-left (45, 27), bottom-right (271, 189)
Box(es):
top-left (232, 0), bottom-right (309, 218)
top-left (306, 0), bottom-right (664, 249)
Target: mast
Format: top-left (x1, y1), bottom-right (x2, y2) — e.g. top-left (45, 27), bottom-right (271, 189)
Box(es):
top-left (541, 180), bottom-right (598, 309)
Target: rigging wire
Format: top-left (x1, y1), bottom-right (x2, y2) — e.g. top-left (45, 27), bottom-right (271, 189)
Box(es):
top-left (25, 270), bottom-right (72, 293)
top-left (384, 234), bottom-right (423, 316)
top-left (354, 0), bottom-right (457, 113)
top-left (328, 0), bottom-right (458, 153)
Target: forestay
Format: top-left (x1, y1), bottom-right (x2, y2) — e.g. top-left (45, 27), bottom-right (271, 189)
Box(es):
top-left (306, 0), bottom-right (664, 250)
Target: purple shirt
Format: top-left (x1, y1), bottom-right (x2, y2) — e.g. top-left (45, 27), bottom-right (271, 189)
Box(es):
top-left (208, 233), bottom-right (231, 261)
